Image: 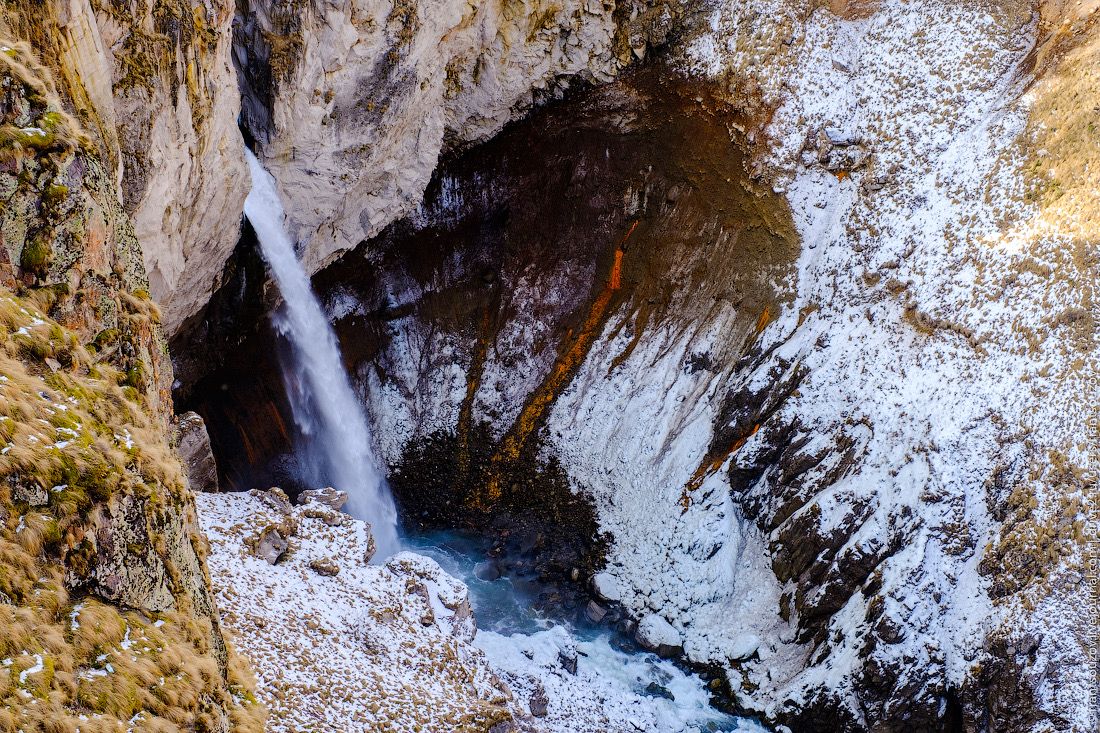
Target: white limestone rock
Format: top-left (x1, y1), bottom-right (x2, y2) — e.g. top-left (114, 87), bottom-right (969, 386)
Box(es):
top-left (236, 0), bottom-right (679, 275)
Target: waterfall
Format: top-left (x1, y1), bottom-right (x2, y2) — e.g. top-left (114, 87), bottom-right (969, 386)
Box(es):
top-left (242, 149), bottom-right (399, 559)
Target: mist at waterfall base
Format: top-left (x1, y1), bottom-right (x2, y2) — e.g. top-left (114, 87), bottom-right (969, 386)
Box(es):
top-left (242, 149), bottom-right (400, 558)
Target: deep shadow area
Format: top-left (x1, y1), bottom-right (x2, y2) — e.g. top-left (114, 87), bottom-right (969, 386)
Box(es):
top-left (181, 60), bottom-right (797, 627)
top-left (391, 423), bottom-right (610, 615)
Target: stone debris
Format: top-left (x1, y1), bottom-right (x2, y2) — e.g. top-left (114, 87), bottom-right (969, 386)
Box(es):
top-left (307, 557), bottom-right (340, 576)
top-left (196, 491), bottom-right (517, 731)
top-left (297, 486), bottom-right (348, 512)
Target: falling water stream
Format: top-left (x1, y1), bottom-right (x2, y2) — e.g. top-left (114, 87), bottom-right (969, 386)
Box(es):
top-left (242, 148), bottom-right (762, 730)
top-left (243, 149), bottom-right (400, 558)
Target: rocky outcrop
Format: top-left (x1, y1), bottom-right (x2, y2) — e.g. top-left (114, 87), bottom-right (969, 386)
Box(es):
top-left (234, 0), bottom-right (683, 275)
top-left (175, 410), bottom-right (220, 492)
top-left (672, 2), bottom-right (1092, 731)
top-left (196, 489), bottom-right (517, 731)
top-left (0, 39), bottom-right (261, 730)
top-left (0, 290), bottom-right (263, 730)
top-left (2, 0), bottom-right (247, 334)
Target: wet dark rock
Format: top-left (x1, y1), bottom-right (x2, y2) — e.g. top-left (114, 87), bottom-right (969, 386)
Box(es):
top-left (584, 600), bottom-right (608, 624)
top-left (388, 423), bottom-right (609, 617)
top-left (644, 681), bottom-right (675, 701)
top-left (474, 560), bottom-right (501, 581)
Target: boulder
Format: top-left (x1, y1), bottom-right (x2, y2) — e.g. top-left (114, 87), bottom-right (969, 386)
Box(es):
top-left (529, 683), bottom-right (549, 717)
top-left (635, 614), bottom-right (683, 658)
top-left (176, 412), bottom-right (219, 493)
top-left (584, 600), bottom-right (608, 624)
top-left (474, 560), bottom-right (501, 581)
top-left (591, 571), bottom-right (622, 603)
top-left (251, 487), bottom-right (294, 515)
top-left (308, 558), bottom-right (340, 577)
top-left (557, 646), bottom-right (578, 675)
top-left (252, 525), bottom-right (289, 565)
top-left (386, 552), bottom-right (476, 642)
top-left (297, 487), bottom-right (348, 512)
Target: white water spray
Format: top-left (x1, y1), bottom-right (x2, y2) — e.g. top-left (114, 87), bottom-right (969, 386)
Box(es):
top-left (243, 149), bottom-right (399, 558)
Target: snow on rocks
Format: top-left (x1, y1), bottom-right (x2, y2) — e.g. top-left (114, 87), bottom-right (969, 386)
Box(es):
top-left (198, 490), bottom-right (764, 732)
top-left (674, 0), bottom-right (1091, 729)
top-left (635, 614), bottom-right (683, 658)
top-left (478, 627), bottom-right (765, 733)
top-left (196, 490), bottom-right (515, 731)
top-left (591, 571), bottom-right (622, 603)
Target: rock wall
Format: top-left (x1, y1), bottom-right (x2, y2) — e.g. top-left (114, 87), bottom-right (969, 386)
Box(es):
top-left (191, 1), bottom-right (1096, 729)
top-left (0, 38), bottom-right (263, 730)
top-left (2, 0), bottom-right (247, 335)
top-left (234, 0), bottom-right (682, 276)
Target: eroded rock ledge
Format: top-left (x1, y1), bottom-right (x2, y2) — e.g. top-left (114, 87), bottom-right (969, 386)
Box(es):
top-left (233, 0), bottom-right (684, 275)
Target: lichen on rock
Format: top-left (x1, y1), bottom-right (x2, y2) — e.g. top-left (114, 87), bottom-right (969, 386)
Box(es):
top-left (0, 288), bottom-right (264, 731)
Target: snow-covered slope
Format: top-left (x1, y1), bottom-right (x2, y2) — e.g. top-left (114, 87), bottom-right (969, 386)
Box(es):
top-left (674, 1), bottom-right (1091, 728)
top-left (192, 1), bottom-right (1095, 729)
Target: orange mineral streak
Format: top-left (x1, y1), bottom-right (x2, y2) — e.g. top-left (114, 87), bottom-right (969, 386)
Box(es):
top-left (460, 306), bottom-right (493, 437)
top-left (680, 423), bottom-right (761, 511)
top-left (458, 305), bottom-right (494, 483)
top-left (239, 428), bottom-right (257, 469)
top-left (269, 402), bottom-right (292, 444)
top-left (478, 223), bottom-right (637, 505)
top-left (755, 305), bottom-right (772, 335)
top-left (496, 249), bottom-right (624, 462)
top-left (609, 249), bottom-right (624, 290)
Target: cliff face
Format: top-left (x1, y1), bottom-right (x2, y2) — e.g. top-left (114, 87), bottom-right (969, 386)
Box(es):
top-left (234, 0), bottom-right (682, 275)
top-left (2, 0), bottom-right (247, 335)
top-left (193, 1), bottom-right (1096, 731)
top-left (0, 35), bottom-right (262, 730)
top-left (2, 0), bottom-right (1095, 729)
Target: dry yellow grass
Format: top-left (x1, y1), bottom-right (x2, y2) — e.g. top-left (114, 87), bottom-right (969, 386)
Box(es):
top-left (0, 287), bottom-right (265, 731)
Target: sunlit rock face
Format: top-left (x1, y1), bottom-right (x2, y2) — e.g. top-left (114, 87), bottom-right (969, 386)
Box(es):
top-left (233, 0), bottom-right (682, 277)
top-left (3, 0), bottom-right (248, 335)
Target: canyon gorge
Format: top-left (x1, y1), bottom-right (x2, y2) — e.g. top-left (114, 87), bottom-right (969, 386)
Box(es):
top-left (0, 0), bottom-right (1096, 731)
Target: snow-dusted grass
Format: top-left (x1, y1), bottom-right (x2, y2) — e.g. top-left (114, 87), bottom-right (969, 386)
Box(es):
top-left (0, 288), bottom-right (263, 732)
top-left (197, 491), bottom-right (516, 731)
